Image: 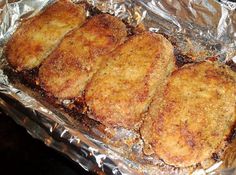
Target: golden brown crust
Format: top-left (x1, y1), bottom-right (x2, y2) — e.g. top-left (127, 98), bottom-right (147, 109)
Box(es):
top-left (85, 32), bottom-right (175, 129)
top-left (39, 14), bottom-right (127, 99)
top-left (5, 0), bottom-right (86, 71)
top-left (141, 61), bottom-right (236, 167)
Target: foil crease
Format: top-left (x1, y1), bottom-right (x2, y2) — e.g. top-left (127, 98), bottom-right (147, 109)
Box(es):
top-left (0, 0), bottom-right (235, 175)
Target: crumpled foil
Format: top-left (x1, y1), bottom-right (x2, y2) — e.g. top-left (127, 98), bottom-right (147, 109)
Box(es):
top-left (0, 0), bottom-right (236, 174)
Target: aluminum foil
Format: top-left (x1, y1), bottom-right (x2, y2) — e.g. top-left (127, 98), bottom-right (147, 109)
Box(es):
top-left (0, 0), bottom-right (236, 174)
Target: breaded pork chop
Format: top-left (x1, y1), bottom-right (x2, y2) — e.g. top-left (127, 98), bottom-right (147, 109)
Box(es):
top-left (141, 62), bottom-right (236, 167)
top-left (39, 14), bottom-right (127, 99)
top-left (85, 32), bottom-right (175, 129)
top-left (5, 0), bottom-right (86, 71)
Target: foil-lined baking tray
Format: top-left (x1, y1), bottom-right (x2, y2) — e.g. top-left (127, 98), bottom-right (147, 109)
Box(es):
top-left (0, 0), bottom-right (236, 174)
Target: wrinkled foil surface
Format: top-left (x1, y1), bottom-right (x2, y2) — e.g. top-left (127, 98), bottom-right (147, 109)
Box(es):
top-left (0, 0), bottom-right (236, 174)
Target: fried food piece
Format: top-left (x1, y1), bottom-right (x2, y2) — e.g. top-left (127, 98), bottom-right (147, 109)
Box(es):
top-left (39, 14), bottom-right (127, 99)
top-left (5, 0), bottom-right (86, 71)
top-left (85, 32), bottom-right (175, 129)
top-left (141, 62), bottom-right (236, 167)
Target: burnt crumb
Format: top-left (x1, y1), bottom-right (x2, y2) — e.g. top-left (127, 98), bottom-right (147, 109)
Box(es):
top-left (122, 22), bottom-right (141, 37)
top-left (126, 24), bottom-right (138, 37)
top-left (206, 43), bottom-right (222, 52)
top-left (195, 163), bottom-right (201, 168)
top-left (211, 153), bottom-right (220, 161)
top-left (174, 50), bottom-right (194, 67)
top-left (226, 123), bottom-right (236, 143)
top-left (158, 32), bottom-right (169, 40)
top-left (226, 60), bottom-right (236, 72)
top-left (86, 4), bottom-right (103, 17)
top-left (205, 56), bottom-right (218, 62)
top-left (63, 98), bottom-right (86, 115)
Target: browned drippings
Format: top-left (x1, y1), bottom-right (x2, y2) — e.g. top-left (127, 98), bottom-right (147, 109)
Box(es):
top-left (3, 65), bottom-right (100, 129)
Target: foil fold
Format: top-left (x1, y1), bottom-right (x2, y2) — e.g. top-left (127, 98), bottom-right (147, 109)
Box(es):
top-left (0, 0), bottom-right (235, 174)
